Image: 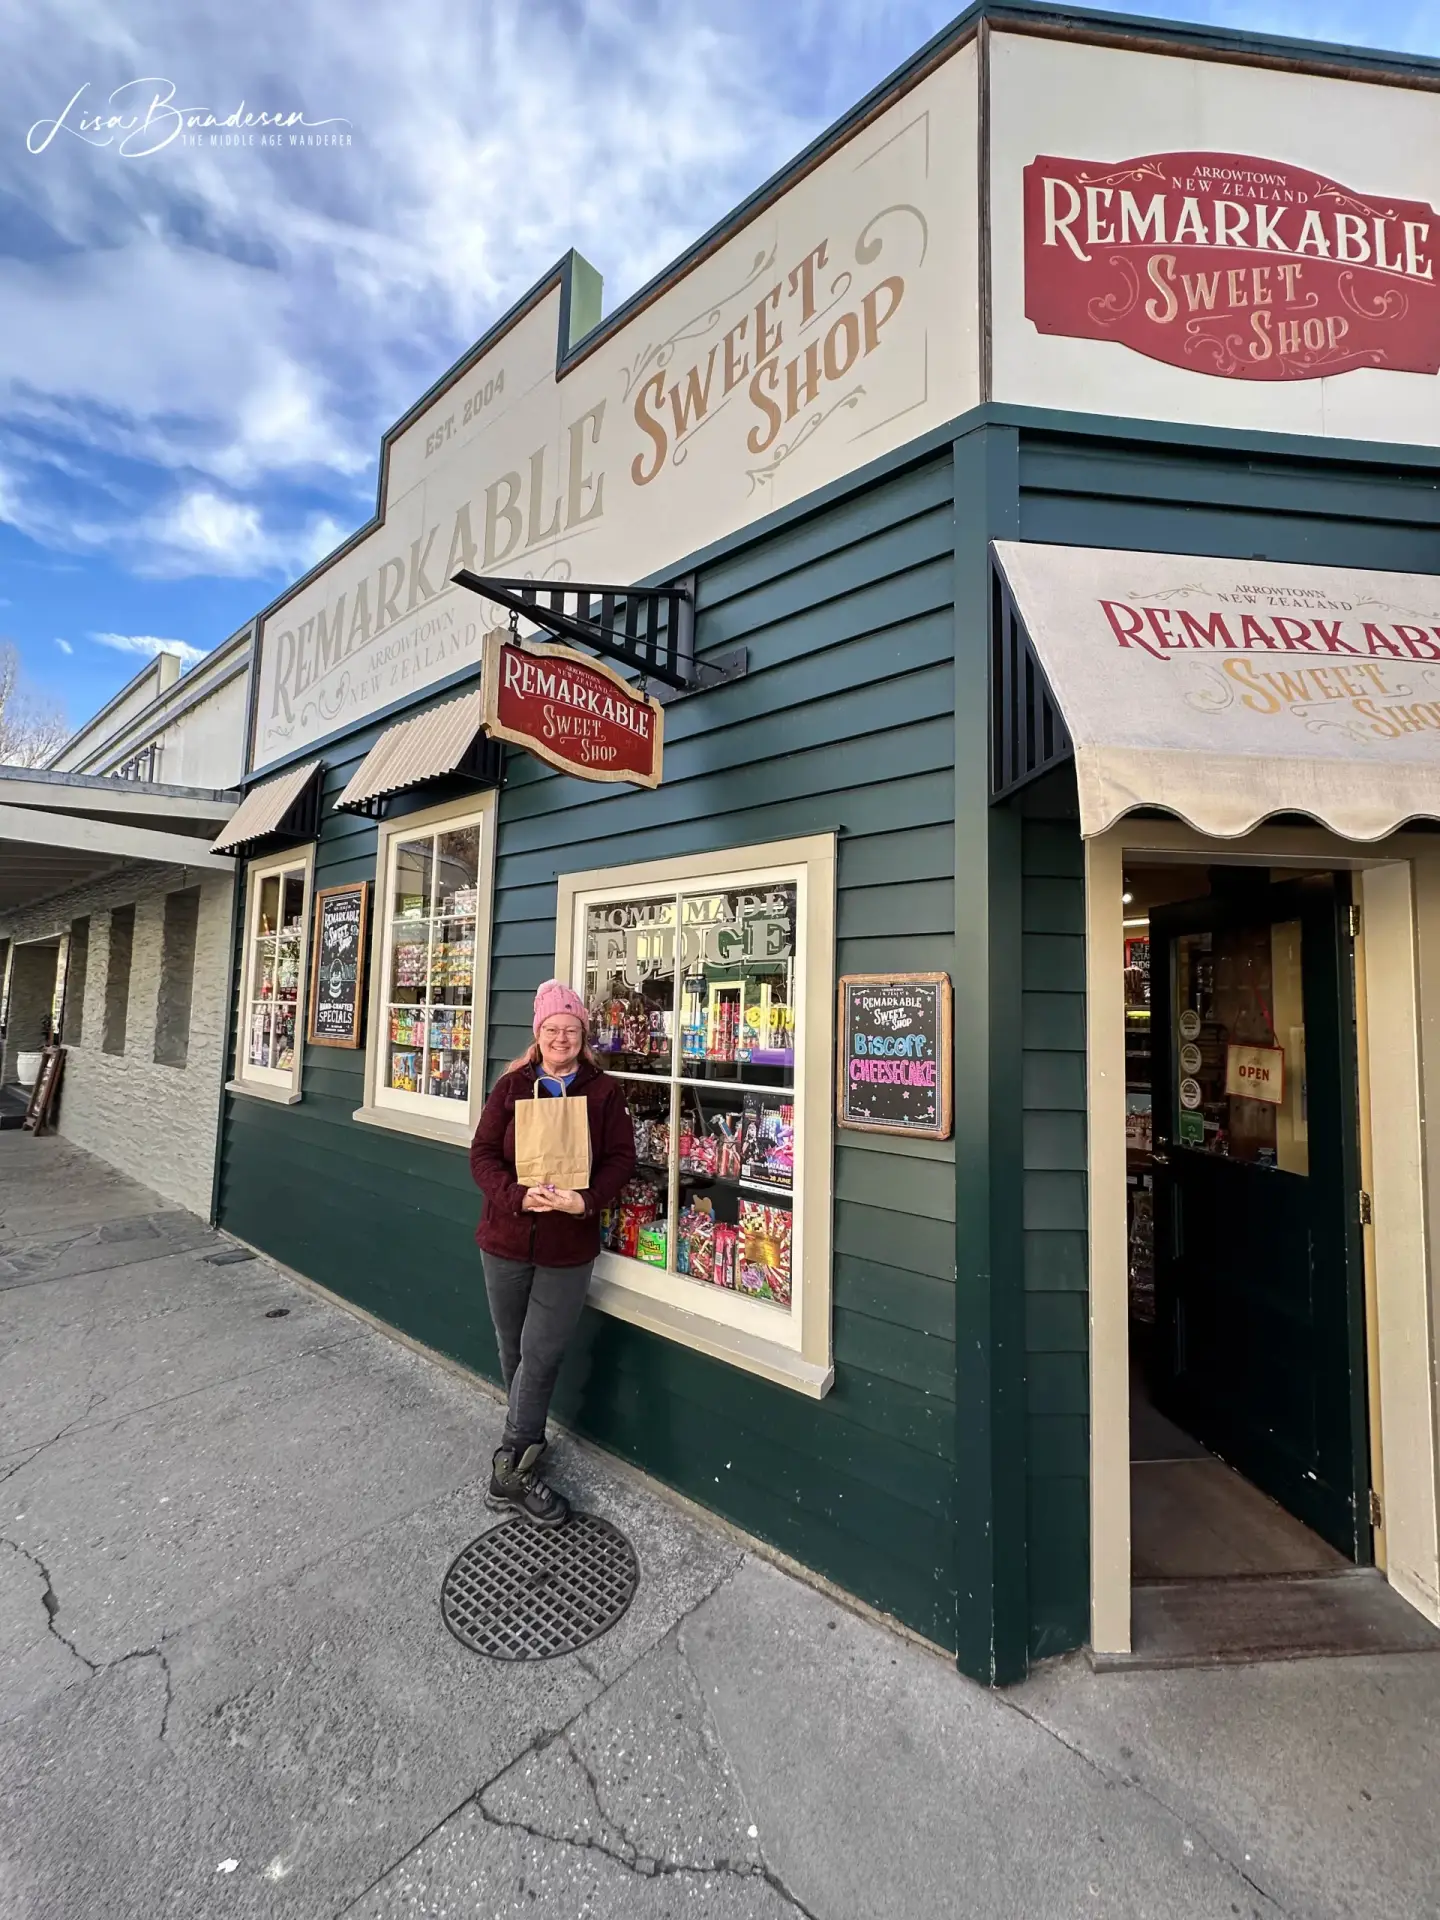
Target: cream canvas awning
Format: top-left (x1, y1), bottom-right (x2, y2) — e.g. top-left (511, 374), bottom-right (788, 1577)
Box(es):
top-left (334, 689), bottom-right (491, 814)
top-left (992, 542), bottom-right (1440, 842)
top-left (212, 759), bottom-right (321, 855)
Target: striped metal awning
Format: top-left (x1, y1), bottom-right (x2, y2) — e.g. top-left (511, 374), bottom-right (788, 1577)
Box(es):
top-left (334, 689), bottom-right (500, 816)
top-left (212, 759), bottom-right (322, 855)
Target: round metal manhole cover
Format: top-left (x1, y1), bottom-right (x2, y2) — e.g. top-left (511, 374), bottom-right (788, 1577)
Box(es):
top-left (442, 1511), bottom-right (639, 1661)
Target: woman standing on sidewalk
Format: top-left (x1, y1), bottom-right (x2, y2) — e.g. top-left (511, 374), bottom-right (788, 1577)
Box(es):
top-left (469, 980), bottom-right (636, 1527)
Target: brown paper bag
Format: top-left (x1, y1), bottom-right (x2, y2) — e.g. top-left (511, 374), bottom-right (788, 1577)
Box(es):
top-left (514, 1083), bottom-right (592, 1189)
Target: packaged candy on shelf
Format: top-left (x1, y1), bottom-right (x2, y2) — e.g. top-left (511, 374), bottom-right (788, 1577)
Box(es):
top-left (616, 1180), bottom-right (659, 1258)
top-left (677, 1195), bottom-right (715, 1280)
top-left (637, 1222), bottom-right (668, 1267)
top-left (737, 1200), bottom-right (793, 1306)
top-left (741, 1095), bottom-right (795, 1192)
top-left (622, 1001), bottom-right (650, 1053)
top-left (714, 1222), bottom-right (739, 1290)
top-left (710, 1111), bottom-right (743, 1180)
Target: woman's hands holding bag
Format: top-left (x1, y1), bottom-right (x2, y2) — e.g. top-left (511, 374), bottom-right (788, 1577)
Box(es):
top-left (522, 1184), bottom-right (587, 1216)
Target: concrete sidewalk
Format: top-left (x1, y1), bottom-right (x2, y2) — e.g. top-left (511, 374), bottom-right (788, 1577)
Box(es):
top-left (1, 1133), bottom-right (1437, 1920)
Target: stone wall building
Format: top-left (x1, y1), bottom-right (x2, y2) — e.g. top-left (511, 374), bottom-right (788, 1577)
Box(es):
top-left (0, 630), bottom-right (247, 1209)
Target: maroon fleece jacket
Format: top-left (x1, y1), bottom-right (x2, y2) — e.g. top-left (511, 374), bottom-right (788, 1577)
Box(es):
top-left (470, 1059), bottom-right (637, 1266)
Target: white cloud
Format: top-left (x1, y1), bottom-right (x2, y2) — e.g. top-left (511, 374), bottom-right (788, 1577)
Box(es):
top-left (53, 637), bottom-right (72, 653)
top-left (133, 488), bottom-right (348, 579)
top-left (0, 448), bottom-right (347, 579)
top-left (1, 0), bottom-right (820, 585)
top-left (90, 630), bottom-right (205, 665)
top-left (6, 0), bottom-right (1420, 603)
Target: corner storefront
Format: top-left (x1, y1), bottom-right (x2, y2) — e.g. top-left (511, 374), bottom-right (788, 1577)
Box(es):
top-left (213, 4), bottom-right (1440, 1681)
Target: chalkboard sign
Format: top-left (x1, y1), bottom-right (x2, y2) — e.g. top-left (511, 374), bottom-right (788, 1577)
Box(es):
top-left (837, 973), bottom-right (952, 1139)
top-left (307, 883), bottom-right (369, 1048)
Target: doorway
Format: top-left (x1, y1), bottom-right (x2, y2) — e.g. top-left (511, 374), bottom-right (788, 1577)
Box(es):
top-left (1088, 826), bottom-right (1440, 1664)
top-left (1124, 863), bottom-right (1370, 1598)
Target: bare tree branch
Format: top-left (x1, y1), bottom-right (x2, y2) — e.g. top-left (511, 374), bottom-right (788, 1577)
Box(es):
top-left (0, 642), bottom-right (69, 767)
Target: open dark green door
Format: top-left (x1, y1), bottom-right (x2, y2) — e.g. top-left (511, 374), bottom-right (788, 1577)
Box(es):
top-left (1150, 872), bottom-right (1369, 1561)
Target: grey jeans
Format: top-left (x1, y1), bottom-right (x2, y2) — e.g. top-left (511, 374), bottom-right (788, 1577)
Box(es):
top-left (481, 1252), bottom-right (594, 1452)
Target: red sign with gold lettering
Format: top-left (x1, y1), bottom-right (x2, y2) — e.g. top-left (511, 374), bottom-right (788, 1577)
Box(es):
top-left (1024, 151), bottom-right (1440, 381)
top-left (480, 635), bottom-right (663, 788)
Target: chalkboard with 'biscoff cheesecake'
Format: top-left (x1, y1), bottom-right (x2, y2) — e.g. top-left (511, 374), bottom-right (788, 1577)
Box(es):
top-left (308, 883), bottom-right (370, 1048)
top-left (837, 973), bottom-right (952, 1139)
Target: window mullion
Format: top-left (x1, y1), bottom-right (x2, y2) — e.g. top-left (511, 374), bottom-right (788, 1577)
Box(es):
top-left (422, 833), bottom-right (439, 1098)
top-left (666, 889), bottom-right (683, 1271)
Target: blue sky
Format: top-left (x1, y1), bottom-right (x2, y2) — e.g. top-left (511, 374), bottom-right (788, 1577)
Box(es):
top-left (2, 0), bottom-right (1435, 737)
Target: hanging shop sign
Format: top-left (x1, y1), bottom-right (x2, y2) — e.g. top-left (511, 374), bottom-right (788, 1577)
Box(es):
top-left (837, 973), bottom-right (952, 1139)
top-left (307, 882), bottom-right (370, 1048)
top-left (1024, 151), bottom-right (1440, 382)
top-left (1225, 1042), bottom-right (1285, 1105)
top-left (481, 635), bottom-right (663, 788)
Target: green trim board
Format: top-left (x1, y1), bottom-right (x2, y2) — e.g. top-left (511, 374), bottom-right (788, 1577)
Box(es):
top-left (952, 423), bottom-right (1030, 1685)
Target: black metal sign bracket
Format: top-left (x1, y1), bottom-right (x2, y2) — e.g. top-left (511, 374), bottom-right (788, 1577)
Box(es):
top-left (452, 570), bottom-right (746, 700)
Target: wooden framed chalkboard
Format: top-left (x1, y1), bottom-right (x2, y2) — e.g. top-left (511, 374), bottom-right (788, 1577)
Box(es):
top-left (23, 1047), bottom-right (65, 1135)
top-left (307, 883), bottom-right (370, 1048)
top-left (837, 973), bottom-right (952, 1139)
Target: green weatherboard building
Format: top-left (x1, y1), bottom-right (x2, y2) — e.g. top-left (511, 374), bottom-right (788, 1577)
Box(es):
top-left (213, 5), bottom-right (1440, 1682)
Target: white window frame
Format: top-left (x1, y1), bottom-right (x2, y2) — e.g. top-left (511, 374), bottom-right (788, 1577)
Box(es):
top-left (354, 791), bottom-right (497, 1147)
top-left (556, 833), bottom-right (836, 1399)
top-left (228, 844), bottom-right (314, 1104)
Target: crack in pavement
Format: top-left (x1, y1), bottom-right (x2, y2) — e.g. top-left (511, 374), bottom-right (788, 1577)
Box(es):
top-left (0, 1385), bottom-right (110, 1489)
top-left (1, 1534), bottom-right (98, 1676)
top-left (1, 1535), bottom-right (178, 1744)
top-left (330, 1552), bottom-right (756, 1920)
top-left (1000, 1691), bottom-right (1289, 1920)
top-left (109, 1645), bottom-right (176, 1742)
top-left (470, 1785), bottom-right (816, 1910)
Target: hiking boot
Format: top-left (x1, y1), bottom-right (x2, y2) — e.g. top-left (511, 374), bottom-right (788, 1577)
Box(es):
top-left (486, 1442), bottom-right (570, 1528)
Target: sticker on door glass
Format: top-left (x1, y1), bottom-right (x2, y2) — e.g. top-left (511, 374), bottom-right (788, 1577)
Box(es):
top-left (1179, 1076), bottom-right (1203, 1110)
top-left (1179, 1109), bottom-right (1205, 1146)
top-left (1178, 1008), bottom-right (1201, 1042)
top-left (1179, 1041), bottom-right (1201, 1075)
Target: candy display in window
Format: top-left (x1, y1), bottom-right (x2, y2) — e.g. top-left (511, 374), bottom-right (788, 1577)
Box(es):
top-left (677, 1196), bottom-right (716, 1282)
top-left (741, 1094), bottom-right (794, 1192)
top-left (389, 1050), bottom-right (421, 1092)
top-left (636, 1222), bottom-right (669, 1268)
top-left (383, 820), bottom-right (481, 1103)
top-left (737, 1199), bottom-right (793, 1306)
top-left (713, 1222), bottom-right (739, 1290)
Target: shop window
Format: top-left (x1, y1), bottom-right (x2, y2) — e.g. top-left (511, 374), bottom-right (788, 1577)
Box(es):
top-left (558, 835), bottom-right (836, 1396)
top-left (359, 794), bottom-right (496, 1138)
top-left (232, 850), bottom-right (311, 1098)
top-left (103, 904), bottom-right (135, 1055)
top-left (64, 918), bottom-right (89, 1045)
top-left (154, 887), bottom-right (201, 1069)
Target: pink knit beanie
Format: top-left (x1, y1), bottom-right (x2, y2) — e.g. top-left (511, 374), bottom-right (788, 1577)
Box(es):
top-left (533, 978), bottom-right (589, 1034)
